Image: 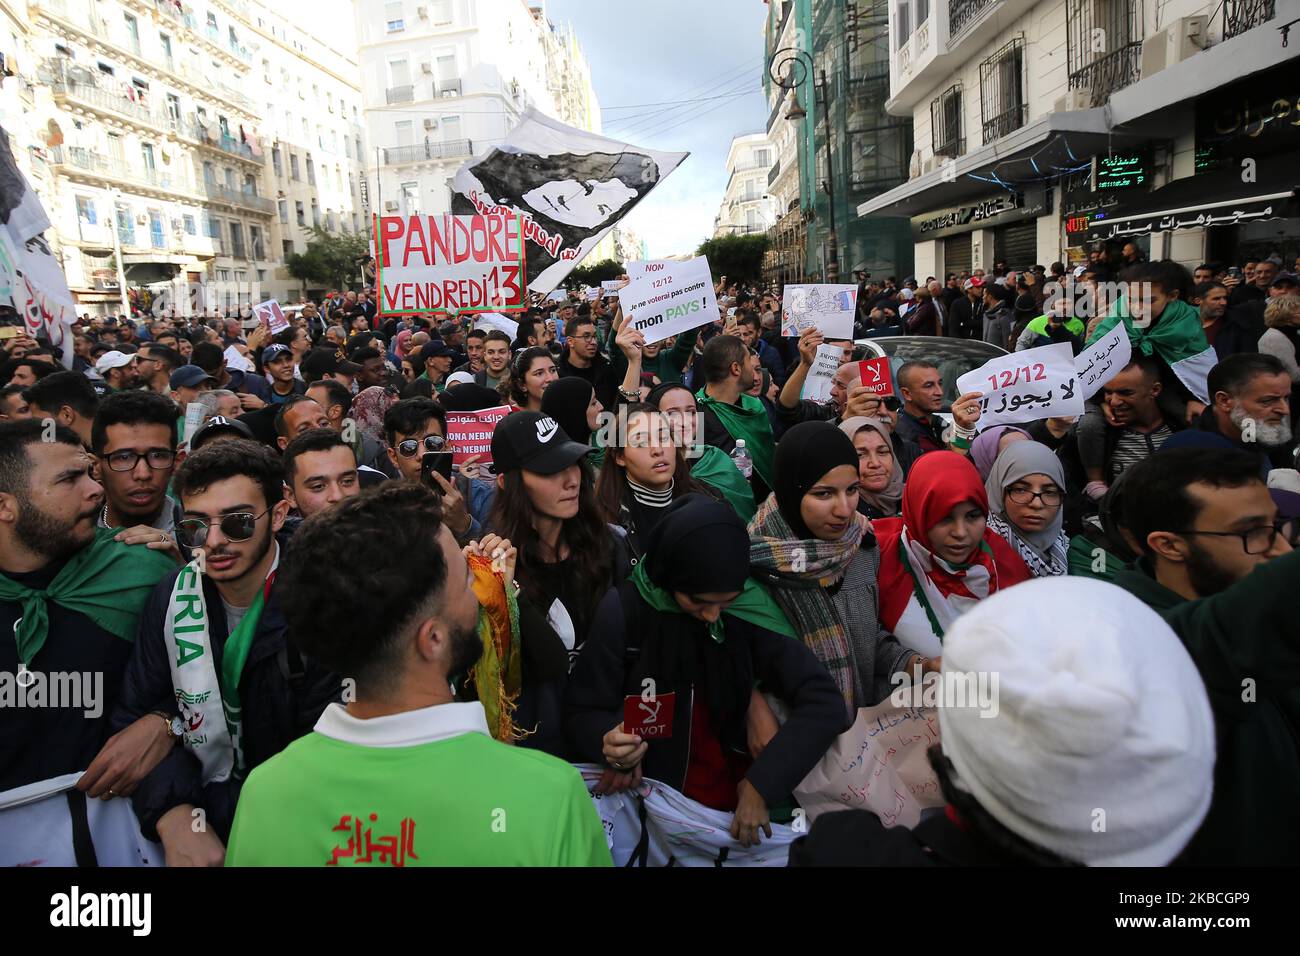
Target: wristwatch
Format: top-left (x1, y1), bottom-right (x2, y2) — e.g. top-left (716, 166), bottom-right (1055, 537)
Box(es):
top-left (152, 710), bottom-right (184, 743)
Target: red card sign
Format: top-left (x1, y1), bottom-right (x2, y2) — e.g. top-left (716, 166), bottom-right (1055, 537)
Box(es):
top-left (444, 405), bottom-right (511, 468)
top-left (623, 692), bottom-right (676, 740)
top-left (858, 357), bottom-right (894, 396)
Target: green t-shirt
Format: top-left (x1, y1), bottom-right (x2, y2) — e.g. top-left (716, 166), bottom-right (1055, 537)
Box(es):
top-left (226, 712), bottom-right (611, 867)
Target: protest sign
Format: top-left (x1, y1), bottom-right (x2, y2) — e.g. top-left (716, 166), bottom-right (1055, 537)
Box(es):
top-left (794, 702), bottom-right (945, 827)
top-left (181, 403), bottom-right (206, 451)
top-left (585, 286), bottom-right (600, 300)
top-left (546, 289), bottom-right (569, 303)
top-left (472, 312), bottom-right (519, 340)
top-left (625, 260), bottom-right (674, 280)
top-left (223, 344), bottom-right (254, 373)
top-left (374, 211), bottom-right (527, 317)
top-left (781, 284), bottom-right (857, 338)
top-left (620, 256), bottom-right (718, 346)
top-left (445, 405), bottom-right (512, 468)
top-left (956, 341), bottom-right (1083, 428)
top-left (802, 343), bottom-right (843, 403)
top-left (251, 298), bottom-right (289, 334)
top-left (858, 357), bottom-right (894, 396)
top-left (451, 108), bottom-right (687, 294)
top-left (1075, 323), bottom-right (1132, 395)
top-left (601, 279), bottom-right (625, 297)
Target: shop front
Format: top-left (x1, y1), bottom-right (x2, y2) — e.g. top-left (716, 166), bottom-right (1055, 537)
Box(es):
top-left (910, 186), bottom-right (1051, 278)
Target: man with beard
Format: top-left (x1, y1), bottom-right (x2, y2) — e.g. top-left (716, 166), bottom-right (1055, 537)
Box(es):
top-left (23, 372), bottom-right (99, 448)
top-left (1196, 353), bottom-right (1295, 468)
top-left (224, 483), bottom-right (610, 866)
top-left (109, 440), bottom-right (340, 865)
top-left (1115, 448), bottom-right (1298, 864)
top-left (696, 333), bottom-right (775, 501)
top-left (94, 351), bottom-right (141, 392)
top-left (91, 391), bottom-right (185, 548)
top-left (0, 421), bottom-right (176, 794)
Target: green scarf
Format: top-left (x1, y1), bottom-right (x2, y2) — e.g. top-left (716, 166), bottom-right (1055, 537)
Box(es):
top-left (0, 527), bottom-right (176, 669)
top-left (695, 389), bottom-right (776, 489)
top-left (689, 444), bottom-right (757, 521)
top-left (630, 560), bottom-right (795, 644)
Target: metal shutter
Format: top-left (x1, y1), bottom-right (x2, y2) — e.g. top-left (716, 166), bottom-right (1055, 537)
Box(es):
top-left (993, 220), bottom-right (1037, 269)
top-left (943, 234), bottom-right (972, 275)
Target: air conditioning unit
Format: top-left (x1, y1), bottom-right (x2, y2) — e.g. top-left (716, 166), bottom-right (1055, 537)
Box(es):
top-left (423, 117), bottom-right (438, 129)
top-left (421, 62), bottom-right (433, 74)
top-left (1053, 88), bottom-right (1093, 112)
top-left (417, 5), bottom-right (428, 17)
top-left (1140, 16), bottom-right (1207, 78)
top-left (384, 200), bottom-right (399, 211)
top-left (135, 213), bottom-right (148, 225)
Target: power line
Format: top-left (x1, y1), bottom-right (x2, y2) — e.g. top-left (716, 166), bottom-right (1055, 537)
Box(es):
top-left (606, 82), bottom-right (757, 134)
top-left (605, 59), bottom-right (762, 134)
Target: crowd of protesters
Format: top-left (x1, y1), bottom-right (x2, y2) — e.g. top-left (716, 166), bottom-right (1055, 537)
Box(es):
top-left (1, 244), bottom-right (1298, 868)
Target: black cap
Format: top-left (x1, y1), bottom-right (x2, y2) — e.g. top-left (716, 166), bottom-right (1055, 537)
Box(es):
top-left (301, 348), bottom-right (362, 378)
top-left (190, 415), bottom-right (254, 450)
top-left (491, 411), bottom-right (591, 475)
top-left (421, 341), bottom-right (458, 362)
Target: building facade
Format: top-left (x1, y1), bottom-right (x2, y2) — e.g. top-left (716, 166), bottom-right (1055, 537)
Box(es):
top-left (5, 0), bottom-right (366, 316)
top-left (354, 0), bottom-right (600, 225)
top-left (857, 0), bottom-right (1299, 278)
top-left (762, 0), bottom-right (914, 285)
top-left (713, 132), bottom-right (776, 238)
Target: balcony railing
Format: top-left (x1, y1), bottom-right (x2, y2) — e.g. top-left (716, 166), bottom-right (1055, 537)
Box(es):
top-left (46, 65), bottom-right (176, 133)
top-left (52, 146), bottom-right (194, 195)
top-left (950, 0), bottom-right (998, 42)
top-left (202, 182), bottom-right (275, 214)
top-left (438, 80), bottom-right (462, 97)
top-left (1066, 0), bottom-right (1143, 106)
top-left (382, 139), bottom-right (474, 164)
top-left (387, 85), bottom-right (414, 105)
top-left (1224, 0), bottom-right (1276, 38)
top-left (1067, 44), bottom-right (1142, 106)
top-left (183, 118), bottom-right (264, 164)
top-left (768, 160), bottom-right (781, 186)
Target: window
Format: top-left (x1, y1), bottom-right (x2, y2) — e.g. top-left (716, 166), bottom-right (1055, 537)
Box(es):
top-left (216, 269), bottom-right (231, 281)
top-left (250, 225), bottom-right (264, 260)
top-left (182, 214), bottom-right (196, 235)
top-left (107, 133), bottom-right (124, 162)
top-left (206, 12), bottom-right (217, 33)
top-left (335, 166), bottom-right (342, 191)
top-left (430, 0), bottom-right (452, 24)
top-left (302, 118), bottom-right (309, 141)
top-left (76, 195), bottom-right (97, 224)
top-left (400, 181), bottom-right (419, 216)
top-left (441, 115), bottom-right (461, 143)
top-left (385, 1), bottom-right (404, 32)
top-left (394, 120), bottom-right (413, 147)
top-left (325, 210), bottom-right (335, 231)
top-left (272, 147), bottom-right (282, 177)
top-left (165, 93), bottom-right (181, 123)
top-left (224, 167), bottom-right (236, 190)
top-left (352, 213), bottom-right (359, 232)
top-left (355, 136), bottom-right (364, 162)
top-left (160, 34), bottom-right (173, 67)
top-left (930, 84), bottom-right (964, 157)
top-left (278, 199), bottom-right (288, 223)
top-left (205, 216), bottom-right (220, 240)
top-left (897, 3), bottom-right (911, 49)
top-left (1065, 0), bottom-right (1141, 105)
top-left (282, 239), bottom-right (294, 258)
top-left (141, 143), bottom-right (156, 172)
top-left (295, 201), bottom-right (305, 225)
top-left (327, 92), bottom-right (334, 113)
top-left (257, 270), bottom-right (266, 283)
top-left (149, 210), bottom-right (165, 248)
top-left (229, 222), bottom-right (245, 257)
top-left (316, 125), bottom-right (324, 150)
top-left (229, 26), bottom-right (239, 53)
top-left (753, 149), bottom-right (771, 167)
top-left (262, 58), bottom-right (271, 83)
top-left (979, 37), bottom-right (1026, 143)
top-left (311, 200), bottom-right (319, 227)
top-left (124, 15), bottom-right (140, 54)
top-left (306, 156), bottom-right (315, 185)
top-left (202, 161), bottom-right (215, 186)
top-left (289, 153), bottom-right (300, 181)
top-left (115, 204), bottom-right (135, 246)
top-left (97, 62), bottom-right (115, 77)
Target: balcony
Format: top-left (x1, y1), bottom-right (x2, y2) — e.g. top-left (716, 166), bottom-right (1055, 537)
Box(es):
top-left (382, 139), bottom-right (474, 165)
top-left (949, 0), bottom-right (996, 42)
top-left (1224, 0), bottom-right (1276, 38)
top-left (45, 62), bottom-right (177, 134)
top-left (768, 160), bottom-right (781, 186)
top-left (438, 80), bottom-right (462, 98)
top-left (182, 117), bottom-right (264, 165)
top-left (386, 85), bottom-right (414, 105)
top-left (202, 182), bottom-right (275, 215)
top-left (51, 146), bottom-right (197, 198)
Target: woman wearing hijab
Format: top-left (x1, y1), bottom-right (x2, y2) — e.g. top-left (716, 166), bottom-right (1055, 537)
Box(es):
top-left (648, 382), bottom-right (756, 520)
top-left (874, 452), bottom-right (1032, 659)
top-left (749, 422), bottom-right (925, 714)
top-left (565, 494), bottom-right (843, 846)
top-left (593, 404), bottom-right (713, 561)
top-left (838, 416), bottom-right (903, 520)
top-left (984, 441), bottom-right (1070, 578)
top-left (969, 425), bottom-right (1031, 481)
top-left (541, 376), bottom-right (606, 470)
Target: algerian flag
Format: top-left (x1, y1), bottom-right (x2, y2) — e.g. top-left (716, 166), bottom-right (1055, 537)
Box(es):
top-left (1087, 297), bottom-right (1214, 403)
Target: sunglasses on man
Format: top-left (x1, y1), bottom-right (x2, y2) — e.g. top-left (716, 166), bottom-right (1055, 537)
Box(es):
top-left (396, 434), bottom-right (447, 459)
top-left (178, 508), bottom-right (273, 548)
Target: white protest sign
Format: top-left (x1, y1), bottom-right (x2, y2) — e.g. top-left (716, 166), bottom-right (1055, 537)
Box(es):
top-left (625, 260), bottom-right (672, 280)
top-left (802, 343), bottom-right (842, 404)
top-left (601, 279), bottom-right (625, 297)
top-left (547, 288), bottom-right (569, 303)
top-left (252, 298), bottom-right (288, 334)
top-left (781, 284), bottom-right (857, 338)
top-left (223, 344), bottom-right (254, 373)
top-left (956, 341), bottom-right (1083, 428)
top-left (1075, 324), bottom-right (1132, 395)
top-left (794, 702), bottom-right (945, 827)
top-left (181, 402), bottom-right (206, 451)
top-left (620, 256), bottom-right (718, 346)
top-left (472, 312), bottom-right (519, 340)
top-left (585, 286), bottom-right (600, 300)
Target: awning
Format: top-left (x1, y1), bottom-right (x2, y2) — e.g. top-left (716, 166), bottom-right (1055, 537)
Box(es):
top-left (1082, 169), bottom-right (1299, 242)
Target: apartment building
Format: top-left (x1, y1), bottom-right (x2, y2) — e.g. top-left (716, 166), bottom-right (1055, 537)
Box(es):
top-left (857, 0), bottom-right (1300, 278)
top-left (355, 0), bottom-right (600, 221)
top-left (4, 0), bottom-right (364, 316)
top-left (713, 132), bottom-right (776, 238)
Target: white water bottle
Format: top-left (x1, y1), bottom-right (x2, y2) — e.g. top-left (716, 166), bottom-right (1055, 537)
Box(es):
top-left (730, 439), bottom-right (753, 479)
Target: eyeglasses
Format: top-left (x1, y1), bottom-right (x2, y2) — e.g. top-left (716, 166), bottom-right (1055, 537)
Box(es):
top-left (178, 508), bottom-right (272, 548)
top-left (397, 434), bottom-right (446, 458)
top-left (104, 448), bottom-right (175, 472)
top-left (1006, 486), bottom-right (1063, 507)
top-left (1174, 520), bottom-right (1291, 555)
top-left (569, 333), bottom-right (597, 342)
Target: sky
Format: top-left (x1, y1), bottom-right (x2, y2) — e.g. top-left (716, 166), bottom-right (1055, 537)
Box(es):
top-left (317, 0), bottom-right (769, 257)
top-left (543, 0), bottom-right (769, 257)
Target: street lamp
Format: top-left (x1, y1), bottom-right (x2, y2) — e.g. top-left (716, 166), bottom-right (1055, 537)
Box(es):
top-left (768, 47), bottom-right (838, 282)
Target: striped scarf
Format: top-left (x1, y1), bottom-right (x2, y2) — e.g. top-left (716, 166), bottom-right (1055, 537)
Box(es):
top-left (747, 495), bottom-right (861, 719)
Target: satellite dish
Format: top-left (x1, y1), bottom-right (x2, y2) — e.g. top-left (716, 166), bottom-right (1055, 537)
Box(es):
top-left (36, 64), bottom-right (56, 85)
top-left (67, 65), bottom-right (92, 83)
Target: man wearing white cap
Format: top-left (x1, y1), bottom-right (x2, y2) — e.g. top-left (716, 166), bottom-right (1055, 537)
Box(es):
top-left (95, 350), bottom-right (141, 392)
top-left (790, 576), bottom-right (1215, 866)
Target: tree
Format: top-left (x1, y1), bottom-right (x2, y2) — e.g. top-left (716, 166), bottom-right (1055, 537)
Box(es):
top-left (695, 234), bottom-right (769, 286)
top-left (564, 258), bottom-right (625, 290)
top-left (285, 227), bottom-right (371, 291)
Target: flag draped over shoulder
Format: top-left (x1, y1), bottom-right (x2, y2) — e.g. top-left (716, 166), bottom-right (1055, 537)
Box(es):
top-left (1087, 296), bottom-right (1215, 403)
